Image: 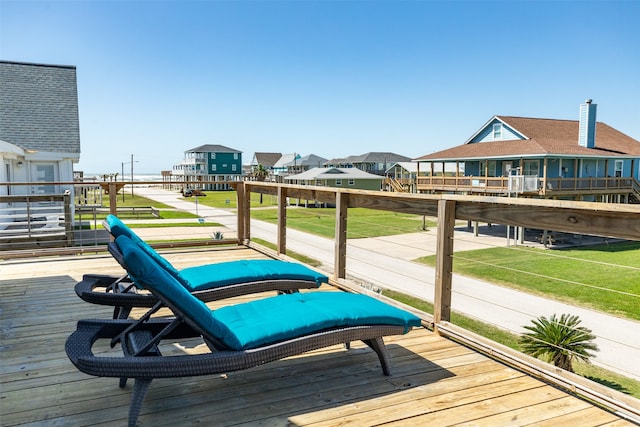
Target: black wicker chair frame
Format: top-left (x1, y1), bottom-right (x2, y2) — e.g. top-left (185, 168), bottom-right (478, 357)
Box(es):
top-left (66, 293), bottom-right (413, 426)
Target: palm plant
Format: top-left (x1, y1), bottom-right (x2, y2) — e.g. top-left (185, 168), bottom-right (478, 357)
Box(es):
top-left (519, 313), bottom-right (598, 372)
top-left (253, 164), bottom-right (269, 182)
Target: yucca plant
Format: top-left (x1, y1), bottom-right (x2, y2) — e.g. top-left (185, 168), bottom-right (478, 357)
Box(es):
top-left (519, 313), bottom-right (598, 372)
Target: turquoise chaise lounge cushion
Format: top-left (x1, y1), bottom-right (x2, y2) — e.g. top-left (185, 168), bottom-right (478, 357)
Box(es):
top-left (116, 235), bottom-right (421, 351)
top-left (105, 214), bottom-right (328, 289)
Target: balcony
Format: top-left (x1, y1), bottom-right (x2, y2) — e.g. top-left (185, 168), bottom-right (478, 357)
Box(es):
top-left (1, 181), bottom-right (639, 425)
top-left (417, 175), bottom-right (639, 199)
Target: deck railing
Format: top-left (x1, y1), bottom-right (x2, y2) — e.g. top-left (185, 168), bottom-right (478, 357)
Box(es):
top-left (416, 175), bottom-right (637, 196)
top-left (1, 179), bottom-right (640, 419)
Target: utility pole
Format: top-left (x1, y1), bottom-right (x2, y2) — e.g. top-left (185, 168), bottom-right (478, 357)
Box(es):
top-left (131, 154), bottom-right (134, 198)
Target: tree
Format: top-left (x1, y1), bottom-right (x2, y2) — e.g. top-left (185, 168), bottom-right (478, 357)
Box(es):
top-left (519, 313), bottom-right (598, 372)
top-left (253, 164), bottom-right (269, 204)
top-left (254, 164), bottom-right (269, 182)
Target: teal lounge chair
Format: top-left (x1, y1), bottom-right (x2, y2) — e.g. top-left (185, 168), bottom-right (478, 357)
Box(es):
top-left (66, 234), bottom-right (422, 426)
top-left (75, 214), bottom-right (328, 318)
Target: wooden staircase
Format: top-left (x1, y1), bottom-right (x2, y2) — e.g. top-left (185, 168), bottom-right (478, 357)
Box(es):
top-left (386, 177), bottom-right (406, 192)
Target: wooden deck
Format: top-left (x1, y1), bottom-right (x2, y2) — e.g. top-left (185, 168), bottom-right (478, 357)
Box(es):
top-left (1, 246), bottom-right (633, 426)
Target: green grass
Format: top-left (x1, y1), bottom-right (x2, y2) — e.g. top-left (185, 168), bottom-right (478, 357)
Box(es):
top-left (383, 289), bottom-right (640, 399)
top-left (250, 207), bottom-right (436, 239)
top-left (414, 241), bottom-right (640, 321)
top-left (183, 190), bottom-right (279, 209)
top-left (126, 221), bottom-right (223, 228)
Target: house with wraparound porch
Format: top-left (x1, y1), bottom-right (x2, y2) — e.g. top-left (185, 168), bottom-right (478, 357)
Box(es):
top-left (414, 100), bottom-right (640, 203)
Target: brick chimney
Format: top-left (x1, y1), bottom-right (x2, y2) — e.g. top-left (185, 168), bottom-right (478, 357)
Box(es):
top-left (578, 99), bottom-right (597, 148)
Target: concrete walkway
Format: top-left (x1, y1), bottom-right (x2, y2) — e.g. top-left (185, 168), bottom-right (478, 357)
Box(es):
top-left (133, 186), bottom-right (640, 381)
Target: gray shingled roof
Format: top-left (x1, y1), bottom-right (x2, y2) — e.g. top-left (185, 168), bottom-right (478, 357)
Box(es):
top-left (0, 61), bottom-right (80, 153)
top-left (252, 152), bottom-right (282, 167)
top-left (283, 153), bottom-right (328, 167)
top-left (325, 152), bottom-right (411, 165)
top-left (186, 144), bottom-right (242, 153)
top-left (284, 167), bottom-right (385, 181)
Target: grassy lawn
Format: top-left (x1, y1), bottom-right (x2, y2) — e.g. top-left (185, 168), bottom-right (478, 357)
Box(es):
top-left (384, 289), bottom-right (640, 399)
top-left (183, 190), bottom-right (279, 209)
top-left (250, 207), bottom-right (436, 238)
top-left (414, 241), bottom-right (640, 321)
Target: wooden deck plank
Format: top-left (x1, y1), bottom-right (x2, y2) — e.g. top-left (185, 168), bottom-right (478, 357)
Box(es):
top-left (0, 249), bottom-right (633, 426)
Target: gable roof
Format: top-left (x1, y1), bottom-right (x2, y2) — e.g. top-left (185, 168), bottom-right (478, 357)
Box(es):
top-left (273, 153), bottom-right (300, 168)
top-left (284, 167), bottom-right (385, 181)
top-left (186, 144), bottom-right (241, 153)
top-left (326, 152), bottom-right (411, 165)
top-left (414, 116), bottom-right (640, 161)
top-left (0, 61), bottom-right (80, 154)
top-left (251, 152), bottom-right (282, 167)
top-left (386, 162), bottom-right (418, 173)
top-left (283, 153), bottom-right (328, 167)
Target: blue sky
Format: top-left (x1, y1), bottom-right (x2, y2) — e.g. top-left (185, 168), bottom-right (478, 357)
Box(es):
top-left (1, 0), bottom-right (639, 174)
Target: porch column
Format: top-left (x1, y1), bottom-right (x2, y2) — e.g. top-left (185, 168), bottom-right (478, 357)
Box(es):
top-left (542, 158), bottom-right (548, 195)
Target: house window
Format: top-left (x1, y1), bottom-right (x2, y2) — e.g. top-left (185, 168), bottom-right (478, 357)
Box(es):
top-left (614, 160), bottom-right (623, 177)
top-left (349, 179), bottom-right (355, 186)
top-left (210, 153), bottom-right (216, 159)
top-left (212, 164), bottom-right (217, 172)
top-left (335, 179), bottom-right (342, 186)
top-left (493, 123), bottom-right (502, 140)
top-left (487, 161), bottom-right (497, 177)
top-left (523, 160), bottom-right (539, 176)
top-left (232, 164), bottom-right (237, 172)
top-left (315, 179), bottom-right (323, 186)
top-left (233, 153), bottom-right (238, 160)
top-left (479, 160), bottom-right (497, 176)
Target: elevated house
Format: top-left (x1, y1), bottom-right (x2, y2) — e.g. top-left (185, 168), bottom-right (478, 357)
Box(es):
top-left (172, 144), bottom-right (242, 190)
top-left (249, 152), bottom-right (282, 173)
top-left (285, 167), bottom-right (384, 191)
top-left (0, 61), bottom-right (81, 196)
top-left (414, 100), bottom-right (640, 203)
top-left (282, 153), bottom-right (328, 175)
top-left (385, 161), bottom-right (418, 193)
top-left (325, 152), bottom-right (411, 176)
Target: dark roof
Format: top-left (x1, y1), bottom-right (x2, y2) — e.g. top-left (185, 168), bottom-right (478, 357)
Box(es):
top-left (415, 116), bottom-right (640, 161)
top-left (283, 153), bottom-right (328, 167)
top-left (186, 144), bottom-right (241, 153)
top-left (326, 152), bottom-right (411, 164)
top-left (252, 152), bottom-right (282, 167)
top-left (0, 61), bottom-right (80, 153)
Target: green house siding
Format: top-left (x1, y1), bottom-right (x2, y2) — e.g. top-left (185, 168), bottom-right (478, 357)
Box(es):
top-left (208, 152), bottom-right (242, 175)
top-left (326, 179), bottom-right (380, 190)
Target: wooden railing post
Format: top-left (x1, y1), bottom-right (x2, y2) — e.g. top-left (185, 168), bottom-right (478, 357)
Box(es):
top-left (434, 199), bottom-right (456, 327)
top-left (334, 191), bottom-right (348, 279)
top-left (236, 182), bottom-right (251, 244)
top-left (277, 186), bottom-right (287, 255)
top-left (63, 193), bottom-right (73, 246)
top-left (108, 182), bottom-right (118, 216)
top-left (236, 182), bottom-right (245, 245)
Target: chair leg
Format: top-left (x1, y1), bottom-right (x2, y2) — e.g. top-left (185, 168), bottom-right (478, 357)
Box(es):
top-left (128, 378), bottom-right (152, 427)
top-left (363, 337), bottom-right (391, 376)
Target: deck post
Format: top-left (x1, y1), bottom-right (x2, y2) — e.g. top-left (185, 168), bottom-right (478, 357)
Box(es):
top-left (236, 182), bottom-right (251, 244)
top-left (63, 193), bottom-right (73, 246)
top-left (335, 191), bottom-right (348, 279)
top-left (277, 186), bottom-right (287, 255)
top-left (434, 199), bottom-right (455, 327)
top-left (108, 182), bottom-right (118, 216)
